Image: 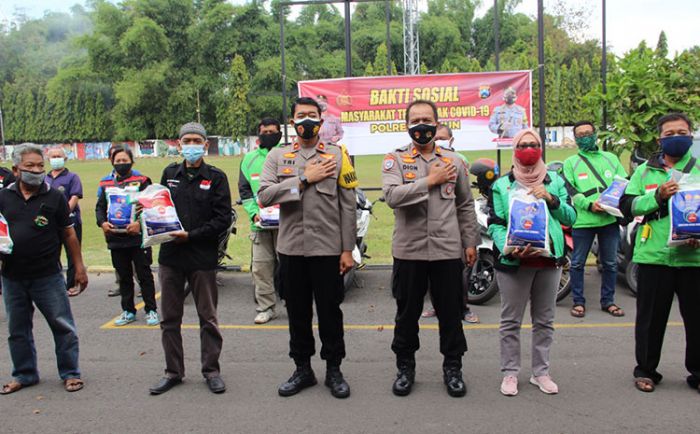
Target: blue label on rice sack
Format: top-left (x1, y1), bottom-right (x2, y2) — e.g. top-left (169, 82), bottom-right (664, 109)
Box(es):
top-left (107, 193), bottom-right (132, 228)
top-left (599, 178), bottom-right (627, 209)
top-left (507, 198), bottom-right (547, 249)
top-left (670, 188), bottom-right (700, 242)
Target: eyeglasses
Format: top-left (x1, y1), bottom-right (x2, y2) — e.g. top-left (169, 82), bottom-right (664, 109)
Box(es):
top-left (516, 143), bottom-right (540, 149)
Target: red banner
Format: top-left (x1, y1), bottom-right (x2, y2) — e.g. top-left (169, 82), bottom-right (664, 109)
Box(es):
top-left (298, 71), bottom-right (532, 155)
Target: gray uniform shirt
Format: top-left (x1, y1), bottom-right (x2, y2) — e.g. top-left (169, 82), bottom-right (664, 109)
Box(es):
top-left (258, 141), bottom-right (356, 257)
top-left (382, 143), bottom-right (480, 261)
top-left (488, 104), bottom-right (528, 138)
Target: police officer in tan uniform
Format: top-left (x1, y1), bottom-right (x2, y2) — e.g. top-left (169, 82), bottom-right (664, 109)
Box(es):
top-left (382, 99), bottom-right (480, 398)
top-left (258, 97), bottom-right (356, 399)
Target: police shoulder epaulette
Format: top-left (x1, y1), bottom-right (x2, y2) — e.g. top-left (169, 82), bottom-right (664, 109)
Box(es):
top-left (165, 162), bottom-right (180, 169)
top-left (395, 144), bottom-right (410, 152)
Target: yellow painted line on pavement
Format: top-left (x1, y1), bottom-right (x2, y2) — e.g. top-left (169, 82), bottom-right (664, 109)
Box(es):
top-left (101, 319), bottom-right (684, 331)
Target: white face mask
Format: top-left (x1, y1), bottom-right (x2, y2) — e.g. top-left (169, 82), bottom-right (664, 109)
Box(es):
top-left (435, 139), bottom-right (452, 150)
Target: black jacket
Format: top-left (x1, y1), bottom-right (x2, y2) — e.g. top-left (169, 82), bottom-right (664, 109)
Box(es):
top-left (95, 172), bottom-right (152, 249)
top-left (158, 161), bottom-right (232, 271)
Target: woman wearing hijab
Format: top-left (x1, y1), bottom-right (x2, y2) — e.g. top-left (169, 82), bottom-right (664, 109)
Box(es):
top-left (487, 129), bottom-right (576, 396)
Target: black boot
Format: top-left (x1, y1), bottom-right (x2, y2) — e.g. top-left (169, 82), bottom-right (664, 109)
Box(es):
top-left (325, 366), bottom-right (350, 399)
top-left (392, 360), bottom-right (415, 397)
top-left (278, 363), bottom-right (317, 397)
top-left (443, 365), bottom-right (466, 397)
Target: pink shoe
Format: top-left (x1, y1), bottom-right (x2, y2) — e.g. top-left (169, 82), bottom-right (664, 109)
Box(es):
top-left (530, 375), bottom-right (558, 394)
top-left (500, 375), bottom-right (518, 396)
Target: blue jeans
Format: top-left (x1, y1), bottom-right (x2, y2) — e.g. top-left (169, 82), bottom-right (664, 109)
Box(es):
top-left (2, 273), bottom-right (80, 384)
top-left (570, 223), bottom-right (620, 308)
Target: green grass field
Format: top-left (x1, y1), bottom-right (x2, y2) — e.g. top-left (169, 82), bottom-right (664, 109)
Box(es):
top-left (3, 147), bottom-right (630, 268)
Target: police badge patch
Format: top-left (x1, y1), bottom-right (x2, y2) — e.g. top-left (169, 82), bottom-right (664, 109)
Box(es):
top-left (383, 157), bottom-right (395, 171)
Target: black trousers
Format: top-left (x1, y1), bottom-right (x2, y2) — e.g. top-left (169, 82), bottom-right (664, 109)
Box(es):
top-left (63, 221), bottom-right (82, 289)
top-left (634, 264), bottom-right (700, 384)
top-left (278, 254), bottom-right (345, 366)
top-left (110, 246), bottom-right (157, 314)
top-left (392, 258), bottom-right (467, 368)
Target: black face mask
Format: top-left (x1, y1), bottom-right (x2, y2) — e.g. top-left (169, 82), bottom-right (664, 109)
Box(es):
top-left (113, 163), bottom-right (133, 177)
top-left (505, 96), bottom-right (516, 104)
top-left (408, 123), bottom-right (437, 145)
top-left (294, 118), bottom-right (321, 140)
top-left (259, 132), bottom-right (282, 149)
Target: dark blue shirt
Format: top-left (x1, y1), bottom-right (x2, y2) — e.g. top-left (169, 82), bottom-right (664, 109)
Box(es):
top-left (46, 168), bottom-right (83, 225)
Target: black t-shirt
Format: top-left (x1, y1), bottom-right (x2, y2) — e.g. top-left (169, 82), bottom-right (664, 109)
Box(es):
top-left (0, 167), bottom-right (16, 190)
top-left (0, 182), bottom-right (73, 279)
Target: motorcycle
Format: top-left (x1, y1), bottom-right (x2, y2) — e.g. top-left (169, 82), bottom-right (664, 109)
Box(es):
top-left (464, 194), bottom-right (499, 304)
top-left (464, 159), bottom-right (500, 305)
top-left (344, 188), bottom-right (375, 291)
top-left (544, 161), bottom-right (574, 302)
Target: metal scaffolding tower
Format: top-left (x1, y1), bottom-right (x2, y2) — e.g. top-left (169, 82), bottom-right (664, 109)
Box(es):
top-left (403, 0), bottom-right (420, 75)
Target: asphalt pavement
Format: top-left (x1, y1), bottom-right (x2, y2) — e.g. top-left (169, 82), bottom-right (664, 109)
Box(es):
top-left (0, 267), bottom-right (696, 434)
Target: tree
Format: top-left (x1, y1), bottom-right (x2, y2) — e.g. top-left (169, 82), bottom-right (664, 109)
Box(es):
top-left (217, 55), bottom-right (251, 141)
top-left (656, 30), bottom-right (668, 58)
top-left (586, 45), bottom-right (700, 155)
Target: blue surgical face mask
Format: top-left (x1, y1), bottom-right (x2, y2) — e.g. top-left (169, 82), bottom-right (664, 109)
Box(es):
top-left (660, 135), bottom-right (692, 158)
top-left (49, 157), bottom-right (65, 170)
top-left (181, 145), bottom-right (205, 164)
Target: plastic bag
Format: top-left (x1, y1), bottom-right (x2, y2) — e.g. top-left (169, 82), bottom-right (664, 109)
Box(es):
top-left (503, 183), bottom-right (550, 256)
top-left (598, 176), bottom-right (629, 218)
top-left (668, 174), bottom-right (700, 246)
top-left (256, 204), bottom-right (280, 229)
top-left (138, 184), bottom-right (184, 248)
top-left (106, 186), bottom-right (138, 232)
top-left (0, 212), bottom-right (13, 254)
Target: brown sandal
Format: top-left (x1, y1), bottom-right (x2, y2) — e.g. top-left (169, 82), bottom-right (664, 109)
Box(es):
top-left (604, 304), bottom-right (625, 317)
top-left (570, 305), bottom-right (585, 318)
top-left (64, 378), bottom-right (84, 392)
top-left (634, 377), bottom-right (655, 392)
top-left (1, 381), bottom-right (25, 395)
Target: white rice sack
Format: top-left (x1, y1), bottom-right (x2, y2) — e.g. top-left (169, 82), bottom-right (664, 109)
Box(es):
top-left (256, 204), bottom-right (280, 229)
top-left (598, 176), bottom-right (629, 218)
top-left (668, 174), bottom-right (700, 247)
top-left (503, 183), bottom-right (550, 256)
top-left (0, 212), bottom-right (13, 254)
top-left (138, 184), bottom-right (184, 248)
top-left (106, 186), bottom-right (137, 232)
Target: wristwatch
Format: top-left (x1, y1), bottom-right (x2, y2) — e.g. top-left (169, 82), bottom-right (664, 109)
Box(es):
top-left (299, 174), bottom-right (309, 187)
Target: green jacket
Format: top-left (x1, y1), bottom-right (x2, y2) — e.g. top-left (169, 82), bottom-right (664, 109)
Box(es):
top-left (487, 171), bottom-right (577, 269)
top-left (563, 149), bottom-right (627, 228)
top-left (620, 151), bottom-right (700, 267)
top-left (238, 146), bottom-right (276, 231)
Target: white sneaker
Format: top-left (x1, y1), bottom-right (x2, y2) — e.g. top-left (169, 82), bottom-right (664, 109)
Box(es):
top-left (500, 375), bottom-right (518, 396)
top-left (530, 375), bottom-right (559, 394)
top-left (254, 309), bottom-right (278, 324)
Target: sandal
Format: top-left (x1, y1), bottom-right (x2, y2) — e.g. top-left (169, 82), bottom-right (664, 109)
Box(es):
top-left (603, 304), bottom-right (625, 317)
top-left (0, 380), bottom-right (26, 395)
top-left (64, 378), bottom-right (84, 393)
top-left (570, 305), bottom-right (585, 318)
top-left (634, 377), bottom-right (655, 393)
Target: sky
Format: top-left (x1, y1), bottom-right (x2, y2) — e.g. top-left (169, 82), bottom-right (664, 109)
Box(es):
top-left (1, 0), bottom-right (697, 57)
